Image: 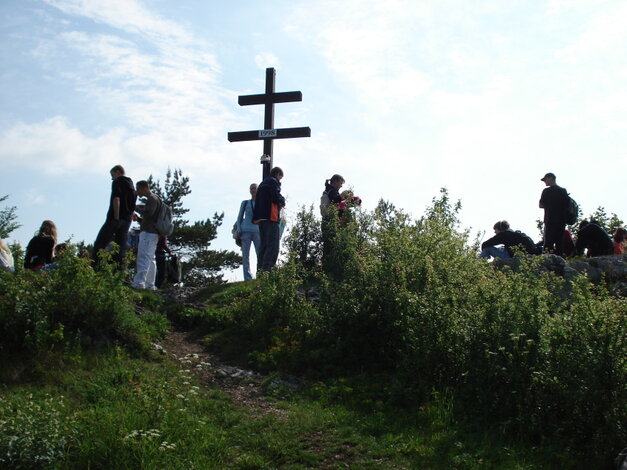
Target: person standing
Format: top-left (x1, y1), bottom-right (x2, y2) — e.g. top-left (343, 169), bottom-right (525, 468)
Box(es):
top-left (236, 183), bottom-right (260, 280)
top-left (253, 167), bottom-right (285, 272)
top-left (320, 174), bottom-right (345, 216)
top-left (93, 165), bottom-right (136, 266)
top-left (131, 180), bottom-right (160, 290)
top-left (539, 172), bottom-right (569, 255)
top-left (154, 236), bottom-right (172, 289)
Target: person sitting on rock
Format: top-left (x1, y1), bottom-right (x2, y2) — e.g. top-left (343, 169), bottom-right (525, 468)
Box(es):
top-left (575, 220), bottom-right (613, 257)
top-left (24, 220), bottom-right (57, 270)
top-left (480, 220), bottom-right (538, 259)
top-left (612, 227), bottom-right (626, 255)
top-left (0, 239), bottom-right (14, 272)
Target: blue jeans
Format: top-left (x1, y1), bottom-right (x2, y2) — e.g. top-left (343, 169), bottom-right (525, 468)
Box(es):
top-left (480, 246), bottom-right (511, 260)
top-left (258, 221), bottom-right (280, 272)
top-left (241, 231), bottom-right (260, 280)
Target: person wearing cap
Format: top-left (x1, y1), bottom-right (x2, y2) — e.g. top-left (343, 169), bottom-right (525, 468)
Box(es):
top-left (539, 172), bottom-right (569, 255)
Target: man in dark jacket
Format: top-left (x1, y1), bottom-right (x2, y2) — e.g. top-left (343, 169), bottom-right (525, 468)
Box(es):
top-left (575, 220), bottom-right (613, 257)
top-left (539, 172), bottom-right (569, 255)
top-left (253, 167), bottom-right (285, 272)
top-left (480, 220), bottom-right (538, 259)
top-left (93, 164), bottom-right (136, 266)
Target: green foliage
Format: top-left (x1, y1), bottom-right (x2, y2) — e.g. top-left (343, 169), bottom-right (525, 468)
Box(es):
top-left (175, 214), bottom-right (241, 287)
top-left (229, 263), bottom-right (320, 370)
top-left (0, 194), bottom-right (20, 239)
top-left (586, 206), bottom-right (624, 235)
top-left (147, 168), bottom-right (241, 287)
top-left (2, 350), bottom-right (544, 469)
top-left (0, 393), bottom-right (77, 469)
top-left (224, 188), bottom-right (627, 465)
top-left (0, 251), bottom-right (167, 363)
top-left (147, 167), bottom-right (191, 225)
top-left (284, 205), bottom-right (322, 270)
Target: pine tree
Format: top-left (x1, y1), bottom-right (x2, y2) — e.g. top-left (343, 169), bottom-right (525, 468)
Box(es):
top-left (0, 195), bottom-right (20, 239)
top-left (148, 168), bottom-right (241, 286)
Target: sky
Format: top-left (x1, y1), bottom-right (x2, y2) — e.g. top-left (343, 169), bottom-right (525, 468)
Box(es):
top-left (1, 0), bottom-right (625, 280)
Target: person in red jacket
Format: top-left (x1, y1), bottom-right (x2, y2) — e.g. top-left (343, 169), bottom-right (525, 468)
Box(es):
top-left (612, 227), bottom-right (626, 255)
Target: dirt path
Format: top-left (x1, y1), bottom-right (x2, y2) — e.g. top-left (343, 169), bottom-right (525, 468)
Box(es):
top-left (159, 330), bottom-right (289, 418)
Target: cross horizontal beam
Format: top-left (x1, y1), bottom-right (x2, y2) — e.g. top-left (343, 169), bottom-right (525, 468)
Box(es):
top-left (238, 91), bottom-right (302, 106)
top-left (228, 126), bottom-right (311, 142)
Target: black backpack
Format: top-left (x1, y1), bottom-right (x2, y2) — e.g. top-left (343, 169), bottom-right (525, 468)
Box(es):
top-left (167, 254), bottom-right (182, 284)
top-left (565, 195), bottom-right (579, 226)
top-left (515, 231), bottom-right (539, 255)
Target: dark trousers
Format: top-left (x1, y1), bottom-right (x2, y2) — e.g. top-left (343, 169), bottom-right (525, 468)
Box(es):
top-left (257, 220), bottom-right (280, 272)
top-left (155, 252), bottom-right (166, 288)
top-left (93, 218), bottom-right (132, 265)
top-left (544, 221), bottom-right (565, 256)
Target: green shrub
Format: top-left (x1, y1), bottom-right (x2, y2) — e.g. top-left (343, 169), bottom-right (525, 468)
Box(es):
top-left (226, 188), bottom-right (627, 464)
top-left (229, 262), bottom-right (320, 370)
top-left (0, 393), bottom-right (78, 469)
top-left (0, 252), bottom-right (164, 359)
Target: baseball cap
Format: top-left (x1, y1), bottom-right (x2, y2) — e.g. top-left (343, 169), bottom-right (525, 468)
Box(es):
top-left (541, 172), bottom-right (556, 181)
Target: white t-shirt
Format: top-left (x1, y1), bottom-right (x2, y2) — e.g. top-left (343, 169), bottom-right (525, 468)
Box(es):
top-left (0, 247), bottom-right (15, 272)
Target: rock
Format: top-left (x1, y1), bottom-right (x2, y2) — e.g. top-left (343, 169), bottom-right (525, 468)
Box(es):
top-left (492, 254), bottom-right (626, 297)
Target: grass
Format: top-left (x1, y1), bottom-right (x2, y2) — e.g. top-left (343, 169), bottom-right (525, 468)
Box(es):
top-left (0, 343), bottom-right (558, 469)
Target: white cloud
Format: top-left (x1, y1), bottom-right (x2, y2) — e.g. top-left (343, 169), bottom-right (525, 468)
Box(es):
top-left (43, 0), bottom-right (193, 45)
top-left (255, 52), bottom-right (279, 70)
top-left (0, 117), bottom-right (126, 174)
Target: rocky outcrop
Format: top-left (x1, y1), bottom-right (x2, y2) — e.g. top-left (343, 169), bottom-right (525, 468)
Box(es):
top-left (494, 254), bottom-right (626, 297)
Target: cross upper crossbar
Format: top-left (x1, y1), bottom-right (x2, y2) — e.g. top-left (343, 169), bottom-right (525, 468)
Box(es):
top-left (238, 91), bottom-right (302, 106)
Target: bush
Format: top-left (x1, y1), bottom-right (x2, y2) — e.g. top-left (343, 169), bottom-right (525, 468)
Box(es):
top-left (225, 188), bottom-right (627, 464)
top-left (0, 252), bottom-right (166, 360)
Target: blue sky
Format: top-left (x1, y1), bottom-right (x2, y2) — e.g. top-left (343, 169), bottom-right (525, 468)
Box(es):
top-left (1, 0), bottom-right (625, 280)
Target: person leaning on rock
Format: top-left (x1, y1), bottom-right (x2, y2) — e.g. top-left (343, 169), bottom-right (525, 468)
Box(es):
top-left (480, 220), bottom-right (538, 260)
top-left (575, 220), bottom-right (613, 258)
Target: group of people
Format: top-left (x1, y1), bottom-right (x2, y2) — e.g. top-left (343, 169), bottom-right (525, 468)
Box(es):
top-left (1, 165), bottom-right (173, 290)
top-left (234, 170), bottom-right (362, 280)
top-left (3, 167), bottom-right (624, 280)
top-left (480, 172), bottom-right (626, 260)
top-left (90, 165), bottom-right (174, 290)
top-left (234, 167), bottom-right (286, 280)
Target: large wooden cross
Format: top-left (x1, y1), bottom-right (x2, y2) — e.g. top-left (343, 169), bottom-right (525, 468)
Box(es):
top-left (228, 67), bottom-right (311, 179)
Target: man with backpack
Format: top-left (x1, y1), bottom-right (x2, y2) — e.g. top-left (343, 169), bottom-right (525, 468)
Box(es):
top-left (131, 180), bottom-right (161, 290)
top-left (539, 172), bottom-right (570, 256)
top-left (480, 220), bottom-right (538, 259)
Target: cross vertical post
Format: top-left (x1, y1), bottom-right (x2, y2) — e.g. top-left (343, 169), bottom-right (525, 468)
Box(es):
top-left (263, 68), bottom-right (275, 179)
top-left (227, 67), bottom-right (311, 180)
